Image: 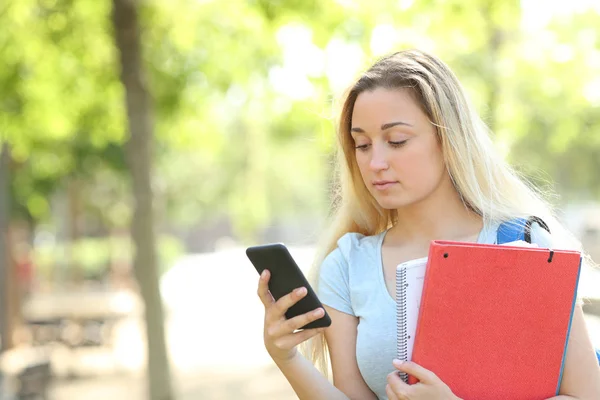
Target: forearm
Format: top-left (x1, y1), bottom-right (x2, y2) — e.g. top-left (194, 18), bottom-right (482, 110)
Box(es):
top-left (275, 353), bottom-right (349, 400)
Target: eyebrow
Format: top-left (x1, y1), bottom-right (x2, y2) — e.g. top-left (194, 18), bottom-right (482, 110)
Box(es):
top-left (350, 121), bottom-right (413, 133)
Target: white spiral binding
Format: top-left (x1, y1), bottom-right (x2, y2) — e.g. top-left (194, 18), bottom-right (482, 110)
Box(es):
top-left (396, 266), bottom-right (409, 383)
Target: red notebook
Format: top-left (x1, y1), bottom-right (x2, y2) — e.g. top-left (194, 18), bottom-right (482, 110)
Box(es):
top-left (409, 240), bottom-right (581, 400)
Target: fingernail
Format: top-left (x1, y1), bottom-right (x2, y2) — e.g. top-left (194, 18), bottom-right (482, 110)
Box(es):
top-left (393, 359), bottom-right (404, 366)
top-left (261, 270), bottom-right (267, 278)
top-left (295, 287), bottom-right (307, 296)
top-left (313, 308), bottom-right (324, 316)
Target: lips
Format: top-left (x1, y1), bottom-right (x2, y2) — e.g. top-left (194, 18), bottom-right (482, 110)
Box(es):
top-left (373, 180), bottom-right (398, 190)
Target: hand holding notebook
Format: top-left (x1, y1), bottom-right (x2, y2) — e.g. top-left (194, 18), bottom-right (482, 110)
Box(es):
top-left (396, 240), bottom-right (581, 400)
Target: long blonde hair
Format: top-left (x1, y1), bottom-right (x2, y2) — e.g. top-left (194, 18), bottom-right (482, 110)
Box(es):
top-left (301, 49), bottom-right (591, 377)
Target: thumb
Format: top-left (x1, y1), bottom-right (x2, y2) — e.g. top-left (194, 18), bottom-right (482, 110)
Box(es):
top-left (393, 360), bottom-right (438, 384)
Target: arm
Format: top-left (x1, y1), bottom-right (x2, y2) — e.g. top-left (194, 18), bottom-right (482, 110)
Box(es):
top-left (274, 352), bottom-right (350, 400)
top-left (546, 305), bottom-right (600, 400)
top-left (531, 225), bottom-right (600, 399)
top-left (324, 306), bottom-right (379, 400)
top-left (266, 306), bottom-right (376, 400)
top-left (257, 270), bottom-right (350, 400)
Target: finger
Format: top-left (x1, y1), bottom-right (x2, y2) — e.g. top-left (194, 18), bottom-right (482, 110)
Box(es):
top-left (257, 270), bottom-right (275, 307)
top-left (387, 370), bottom-right (410, 388)
top-left (386, 371), bottom-right (411, 399)
top-left (393, 359), bottom-right (438, 385)
top-left (273, 327), bottom-right (325, 350)
top-left (280, 307), bottom-right (326, 333)
top-left (269, 286), bottom-right (308, 320)
top-left (385, 384), bottom-right (401, 400)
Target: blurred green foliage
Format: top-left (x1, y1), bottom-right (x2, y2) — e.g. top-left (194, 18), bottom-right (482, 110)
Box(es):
top-left (1, 0), bottom-right (600, 256)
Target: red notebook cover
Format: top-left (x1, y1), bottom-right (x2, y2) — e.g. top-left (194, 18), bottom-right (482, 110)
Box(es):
top-left (409, 240), bottom-right (581, 400)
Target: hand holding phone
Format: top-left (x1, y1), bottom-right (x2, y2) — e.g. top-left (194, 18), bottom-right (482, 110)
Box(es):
top-left (247, 243), bottom-right (332, 364)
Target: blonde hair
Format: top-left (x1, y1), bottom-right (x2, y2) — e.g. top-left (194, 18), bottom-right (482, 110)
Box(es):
top-left (301, 49), bottom-right (592, 377)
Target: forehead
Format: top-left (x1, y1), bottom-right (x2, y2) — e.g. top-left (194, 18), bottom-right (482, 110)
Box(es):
top-left (351, 87), bottom-right (424, 126)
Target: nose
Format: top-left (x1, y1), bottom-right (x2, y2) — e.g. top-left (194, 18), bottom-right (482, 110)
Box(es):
top-left (369, 143), bottom-right (389, 172)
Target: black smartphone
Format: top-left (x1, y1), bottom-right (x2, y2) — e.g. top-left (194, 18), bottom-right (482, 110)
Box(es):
top-left (246, 243), bottom-right (331, 330)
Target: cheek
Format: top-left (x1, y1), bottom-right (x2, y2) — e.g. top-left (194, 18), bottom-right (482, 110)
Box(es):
top-left (355, 152), bottom-right (370, 174)
top-left (393, 142), bottom-right (445, 183)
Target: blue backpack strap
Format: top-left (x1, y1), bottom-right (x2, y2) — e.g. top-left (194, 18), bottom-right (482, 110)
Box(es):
top-left (496, 218), bottom-right (528, 244)
top-left (497, 216), bottom-right (551, 244)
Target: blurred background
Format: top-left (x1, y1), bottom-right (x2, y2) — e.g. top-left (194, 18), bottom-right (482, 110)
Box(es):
top-left (1, 0), bottom-right (600, 399)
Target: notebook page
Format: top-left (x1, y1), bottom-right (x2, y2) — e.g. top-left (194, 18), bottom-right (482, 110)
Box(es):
top-left (500, 240), bottom-right (539, 248)
top-left (396, 257), bottom-right (428, 362)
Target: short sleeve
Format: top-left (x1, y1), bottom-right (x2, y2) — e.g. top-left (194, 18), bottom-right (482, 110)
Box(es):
top-left (317, 245), bottom-right (355, 316)
top-left (529, 222), bottom-right (554, 248)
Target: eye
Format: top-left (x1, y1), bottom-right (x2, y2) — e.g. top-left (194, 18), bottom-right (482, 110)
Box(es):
top-left (354, 144), bottom-right (370, 151)
top-left (389, 140), bottom-right (408, 148)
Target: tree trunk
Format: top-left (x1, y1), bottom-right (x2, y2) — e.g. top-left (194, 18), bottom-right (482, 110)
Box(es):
top-left (111, 1), bottom-right (175, 399)
top-left (0, 143), bottom-right (12, 351)
top-left (67, 177), bottom-right (83, 284)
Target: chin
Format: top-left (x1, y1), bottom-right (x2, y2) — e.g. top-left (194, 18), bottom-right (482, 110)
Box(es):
top-left (373, 196), bottom-right (411, 210)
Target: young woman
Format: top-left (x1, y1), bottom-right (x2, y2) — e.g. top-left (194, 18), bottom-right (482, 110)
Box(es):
top-left (256, 49), bottom-right (600, 400)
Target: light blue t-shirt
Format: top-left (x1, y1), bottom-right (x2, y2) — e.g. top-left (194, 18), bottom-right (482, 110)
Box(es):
top-left (317, 222), bottom-right (552, 400)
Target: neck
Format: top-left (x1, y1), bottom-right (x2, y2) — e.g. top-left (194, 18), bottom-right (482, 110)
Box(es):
top-left (387, 177), bottom-right (483, 244)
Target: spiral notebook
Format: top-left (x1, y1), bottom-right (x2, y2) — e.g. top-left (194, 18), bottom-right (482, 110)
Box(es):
top-left (400, 240), bottom-right (581, 399)
top-left (395, 257), bottom-right (427, 382)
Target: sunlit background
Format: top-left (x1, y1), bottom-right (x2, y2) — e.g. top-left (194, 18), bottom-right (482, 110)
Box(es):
top-left (1, 0), bottom-right (600, 399)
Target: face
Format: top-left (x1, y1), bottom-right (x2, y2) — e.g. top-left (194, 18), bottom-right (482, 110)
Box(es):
top-left (350, 87), bottom-right (448, 210)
